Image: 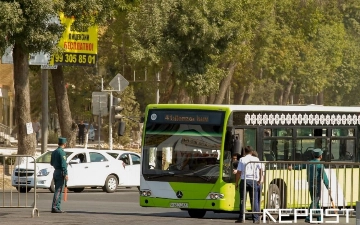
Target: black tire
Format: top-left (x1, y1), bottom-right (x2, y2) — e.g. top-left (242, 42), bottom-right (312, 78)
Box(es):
top-left (49, 179), bottom-right (55, 193)
top-left (137, 186), bottom-right (140, 191)
top-left (73, 188), bottom-right (85, 193)
top-left (266, 183), bottom-right (286, 220)
top-left (266, 184), bottom-right (281, 209)
top-left (16, 187), bottom-right (32, 193)
top-left (187, 209), bottom-right (206, 218)
top-left (103, 175), bottom-right (118, 193)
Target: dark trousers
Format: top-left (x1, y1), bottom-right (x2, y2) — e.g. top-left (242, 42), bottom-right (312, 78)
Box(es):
top-left (306, 186), bottom-right (321, 221)
top-left (78, 133), bottom-right (84, 144)
top-left (239, 179), bottom-right (260, 222)
top-left (51, 170), bottom-right (64, 211)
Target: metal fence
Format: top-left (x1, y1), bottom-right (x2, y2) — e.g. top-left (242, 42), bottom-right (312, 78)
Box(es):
top-left (0, 154), bottom-right (39, 217)
top-left (241, 161), bottom-right (359, 222)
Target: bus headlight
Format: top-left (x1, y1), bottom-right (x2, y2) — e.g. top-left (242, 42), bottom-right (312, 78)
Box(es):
top-left (140, 190), bottom-right (152, 196)
top-left (207, 192), bottom-right (224, 199)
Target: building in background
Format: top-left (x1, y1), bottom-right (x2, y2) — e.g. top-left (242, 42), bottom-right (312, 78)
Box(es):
top-left (0, 60), bottom-right (15, 132)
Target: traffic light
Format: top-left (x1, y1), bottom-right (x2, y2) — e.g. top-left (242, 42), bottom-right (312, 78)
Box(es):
top-left (111, 106), bottom-right (124, 124)
top-left (113, 97), bottom-right (120, 106)
top-left (117, 121), bottom-right (126, 136)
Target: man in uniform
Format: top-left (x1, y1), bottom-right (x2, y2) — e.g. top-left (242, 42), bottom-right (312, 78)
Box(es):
top-left (50, 137), bottom-right (68, 213)
top-left (289, 148), bottom-right (330, 223)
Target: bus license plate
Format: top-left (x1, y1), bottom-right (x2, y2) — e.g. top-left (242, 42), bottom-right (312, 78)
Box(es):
top-left (170, 202), bottom-right (188, 208)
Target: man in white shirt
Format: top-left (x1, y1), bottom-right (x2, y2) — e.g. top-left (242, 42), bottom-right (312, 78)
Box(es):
top-left (235, 146), bottom-right (263, 224)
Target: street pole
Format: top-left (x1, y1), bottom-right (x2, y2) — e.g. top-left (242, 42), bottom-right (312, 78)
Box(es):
top-left (98, 96), bottom-right (101, 150)
top-left (356, 201), bottom-right (360, 225)
top-left (109, 92), bottom-right (113, 150)
top-left (41, 69), bottom-right (49, 153)
top-left (156, 72), bottom-right (160, 104)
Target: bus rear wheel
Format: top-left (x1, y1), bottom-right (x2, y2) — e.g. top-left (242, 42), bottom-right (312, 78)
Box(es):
top-left (267, 184), bottom-right (281, 210)
top-left (187, 209), bottom-right (206, 218)
top-left (266, 183), bottom-right (286, 220)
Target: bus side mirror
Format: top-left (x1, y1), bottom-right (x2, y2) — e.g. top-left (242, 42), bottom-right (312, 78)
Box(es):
top-left (232, 135), bottom-right (241, 155)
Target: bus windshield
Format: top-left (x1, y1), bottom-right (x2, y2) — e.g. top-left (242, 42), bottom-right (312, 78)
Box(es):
top-left (142, 109), bottom-right (225, 183)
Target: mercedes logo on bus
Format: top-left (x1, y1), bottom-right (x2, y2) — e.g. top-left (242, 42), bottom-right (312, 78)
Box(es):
top-left (176, 191), bottom-right (183, 199)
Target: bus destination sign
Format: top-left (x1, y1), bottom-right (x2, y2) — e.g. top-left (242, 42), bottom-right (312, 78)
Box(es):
top-left (148, 110), bottom-right (224, 125)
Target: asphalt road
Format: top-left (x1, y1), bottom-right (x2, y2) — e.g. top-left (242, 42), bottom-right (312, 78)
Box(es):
top-left (0, 188), bottom-right (357, 225)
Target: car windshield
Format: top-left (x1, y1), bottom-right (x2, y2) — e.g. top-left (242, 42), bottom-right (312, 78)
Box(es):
top-left (107, 152), bottom-right (119, 159)
top-left (36, 151), bottom-right (73, 163)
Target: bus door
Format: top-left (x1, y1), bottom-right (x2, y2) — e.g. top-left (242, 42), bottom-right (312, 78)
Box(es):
top-left (233, 128), bottom-right (257, 157)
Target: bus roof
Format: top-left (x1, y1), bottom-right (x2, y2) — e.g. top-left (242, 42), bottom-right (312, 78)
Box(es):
top-left (147, 104), bottom-right (360, 113)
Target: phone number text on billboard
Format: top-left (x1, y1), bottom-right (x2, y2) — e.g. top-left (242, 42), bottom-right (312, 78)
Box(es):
top-left (53, 53), bottom-right (97, 67)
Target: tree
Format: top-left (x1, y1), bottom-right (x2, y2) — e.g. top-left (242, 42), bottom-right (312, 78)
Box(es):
top-left (0, 0), bottom-right (127, 155)
top-left (128, 0), bottom-right (251, 103)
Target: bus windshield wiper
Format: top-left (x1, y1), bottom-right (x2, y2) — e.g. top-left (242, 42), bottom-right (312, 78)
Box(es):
top-left (146, 172), bottom-right (177, 179)
top-left (183, 172), bottom-right (214, 182)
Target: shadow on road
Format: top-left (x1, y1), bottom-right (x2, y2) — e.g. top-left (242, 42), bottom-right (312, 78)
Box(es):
top-left (64, 210), bottom-right (265, 221)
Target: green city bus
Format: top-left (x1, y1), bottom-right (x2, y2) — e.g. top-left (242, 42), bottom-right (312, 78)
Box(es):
top-left (139, 104), bottom-right (360, 218)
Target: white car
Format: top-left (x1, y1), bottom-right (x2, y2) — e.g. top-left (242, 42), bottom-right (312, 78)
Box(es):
top-left (12, 148), bottom-right (136, 193)
top-left (105, 150), bottom-right (141, 189)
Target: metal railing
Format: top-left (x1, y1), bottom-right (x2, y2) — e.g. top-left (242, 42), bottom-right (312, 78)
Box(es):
top-left (0, 155), bottom-right (39, 217)
top-left (241, 161), bottom-right (360, 222)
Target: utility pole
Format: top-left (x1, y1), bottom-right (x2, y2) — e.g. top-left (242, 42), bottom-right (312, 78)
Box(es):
top-left (109, 91), bottom-right (113, 150)
top-left (41, 69), bottom-right (49, 153)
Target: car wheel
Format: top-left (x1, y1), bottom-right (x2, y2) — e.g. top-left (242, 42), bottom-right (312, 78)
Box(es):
top-left (49, 179), bottom-right (55, 193)
top-left (73, 188), bottom-right (85, 193)
top-left (103, 175), bottom-right (118, 193)
top-left (16, 187), bottom-right (32, 193)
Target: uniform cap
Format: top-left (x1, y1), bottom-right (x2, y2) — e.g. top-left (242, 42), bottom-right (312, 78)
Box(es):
top-left (312, 148), bottom-right (323, 157)
top-left (58, 137), bottom-right (67, 145)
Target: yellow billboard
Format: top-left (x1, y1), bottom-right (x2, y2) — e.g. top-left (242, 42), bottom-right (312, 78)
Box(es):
top-left (49, 13), bottom-right (98, 67)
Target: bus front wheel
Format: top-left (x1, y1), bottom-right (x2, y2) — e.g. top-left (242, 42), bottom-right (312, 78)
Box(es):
top-left (187, 209), bottom-right (206, 218)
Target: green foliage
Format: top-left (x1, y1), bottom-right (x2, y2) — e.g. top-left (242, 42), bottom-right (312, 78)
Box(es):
top-left (128, 0), bottom-right (245, 88)
top-left (48, 130), bottom-right (60, 144)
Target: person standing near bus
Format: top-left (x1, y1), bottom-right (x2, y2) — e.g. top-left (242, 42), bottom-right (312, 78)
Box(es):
top-left (288, 148), bottom-right (330, 223)
top-left (232, 153), bottom-right (241, 174)
top-left (251, 150), bottom-right (264, 208)
top-left (235, 146), bottom-right (263, 224)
